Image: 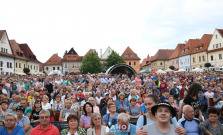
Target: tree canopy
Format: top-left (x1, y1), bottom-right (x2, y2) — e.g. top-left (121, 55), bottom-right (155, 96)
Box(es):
top-left (204, 63), bottom-right (211, 68)
top-left (79, 52), bottom-right (102, 74)
top-left (105, 51), bottom-right (125, 69)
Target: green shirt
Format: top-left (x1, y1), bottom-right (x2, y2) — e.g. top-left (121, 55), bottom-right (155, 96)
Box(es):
top-left (25, 82), bottom-right (30, 91)
top-left (24, 107), bottom-right (32, 116)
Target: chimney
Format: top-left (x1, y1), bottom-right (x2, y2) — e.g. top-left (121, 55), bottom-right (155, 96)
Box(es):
top-left (100, 49), bottom-right (102, 58)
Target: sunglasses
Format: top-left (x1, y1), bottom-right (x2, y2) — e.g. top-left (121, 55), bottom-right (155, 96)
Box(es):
top-left (40, 116), bottom-right (50, 119)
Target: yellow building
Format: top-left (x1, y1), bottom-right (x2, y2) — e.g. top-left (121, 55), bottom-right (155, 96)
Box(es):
top-left (121, 46), bottom-right (141, 71)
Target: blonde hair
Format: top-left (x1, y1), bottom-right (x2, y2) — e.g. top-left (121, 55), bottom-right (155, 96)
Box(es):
top-left (90, 113), bottom-right (102, 127)
top-left (42, 95), bottom-right (49, 101)
top-left (118, 92), bottom-right (125, 100)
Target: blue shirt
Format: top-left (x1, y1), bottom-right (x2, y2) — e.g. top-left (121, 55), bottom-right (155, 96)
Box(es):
top-left (0, 125), bottom-right (25, 135)
top-left (102, 113), bottom-right (119, 128)
top-left (136, 115), bottom-right (155, 131)
top-left (116, 100), bottom-right (129, 112)
top-left (110, 123), bottom-right (136, 135)
top-left (140, 103), bottom-right (147, 114)
top-left (178, 117), bottom-right (202, 135)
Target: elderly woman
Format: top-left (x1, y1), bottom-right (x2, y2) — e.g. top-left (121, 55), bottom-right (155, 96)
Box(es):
top-left (95, 91), bottom-right (102, 106)
top-left (109, 113), bottom-right (136, 135)
top-left (16, 106), bottom-right (31, 135)
top-left (199, 107), bottom-right (223, 134)
top-left (52, 94), bottom-right (64, 112)
top-left (59, 99), bottom-right (75, 121)
top-left (128, 89), bottom-right (139, 102)
top-left (126, 98), bottom-right (141, 125)
top-left (60, 114), bottom-right (86, 135)
top-left (88, 97), bottom-right (100, 113)
top-left (80, 102), bottom-right (94, 130)
top-left (87, 113), bottom-right (107, 135)
top-left (116, 92), bottom-right (129, 113)
top-left (213, 87), bottom-right (223, 108)
top-left (71, 96), bottom-right (80, 116)
top-left (0, 101), bottom-right (13, 121)
top-left (31, 100), bottom-right (42, 122)
top-left (41, 95), bottom-right (51, 110)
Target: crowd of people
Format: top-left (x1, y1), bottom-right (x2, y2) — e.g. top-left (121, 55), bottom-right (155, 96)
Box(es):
top-left (0, 72), bottom-right (223, 135)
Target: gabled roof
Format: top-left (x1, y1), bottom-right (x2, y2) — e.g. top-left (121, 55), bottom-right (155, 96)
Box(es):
top-left (190, 34), bottom-right (212, 54)
top-left (141, 55), bottom-right (153, 67)
top-left (67, 48), bottom-right (78, 55)
top-left (169, 44), bottom-right (185, 59)
top-left (0, 30), bottom-right (14, 58)
top-left (9, 40), bottom-right (28, 60)
top-left (121, 46), bottom-right (141, 60)
top-left (83, 49), bottom-right (97, 59)
top-left (150, 49), bottom-right (174, 62)
top-left (178, 39), bottom-right (200, 57)
top-left (217, 29), bottom-right (223, 37)
top-left (0, 30), bottom-right (6, 41)
top-left (44, 53), bottom-right (62, 65)
top-left (18, 43), bottom-right (40, 63)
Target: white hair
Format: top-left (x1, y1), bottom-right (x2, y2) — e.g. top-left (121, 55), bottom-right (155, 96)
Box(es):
top-left (117, 113), bottom-right (130, 123)
top-left (5, 113), bottom-right (17, 120)
top-left (183, 105), bottom-right (192, 113)
top-left (39, 109), bottom-right (50, 116)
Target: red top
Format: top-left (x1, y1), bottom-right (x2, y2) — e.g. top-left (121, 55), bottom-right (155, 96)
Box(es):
top-left (180, 88), bottom-right (187, 99)
top-left (75, 93), bottom-right (84, 98)
top-left (121, 101), bottom-right (124, 107)
top-left (30, 123), bottom-right (60, 135)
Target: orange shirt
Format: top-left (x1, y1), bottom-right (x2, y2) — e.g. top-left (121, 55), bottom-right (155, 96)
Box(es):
top-left (30, 123), bottom-right (60, 135)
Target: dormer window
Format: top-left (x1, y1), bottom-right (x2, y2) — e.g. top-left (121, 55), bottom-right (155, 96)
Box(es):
top-left (196, 48), bottom-right (198, 51)
top-left (55, 61), bottom-right (57, 62)
top-left (49, 61), bottom-right (52, 63)
top-left (200, 47), bottom-right (202, 50)
top-left (216, 35), bottom-right (217, 39)
top-left (131, 54), bottom-right (134, 57)
top-left (125, 54), bottom-right (128, 58)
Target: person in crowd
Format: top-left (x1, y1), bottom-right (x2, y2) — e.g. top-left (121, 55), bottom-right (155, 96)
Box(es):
top-left (102, 102), bottom-right (119, 128)
top-left (16, 106), bottom-right (31, 135)
top-left (61, 114), bottom-right (86, 135)
top-left (100, 92), bottom-right (110, 110)
top-left (178, 83), bottom-right (203, 122)
top-left (0, 101), bottom-right (13, 121)
top-left (218, 106), bottom-right (223, 124)
top-left (199, 107), bottom-right (223, 135)
top-left (180, 83), bottom-right (187, 99)
top-left (48, 109), bottom-right (55, 122)
top-left (17, 81), bottom-right (24, 93)
top-left (116, 92), bottom-right (129, 113)
top-left (30, 109), bottom-right (59, 135)
top-left (52, 94), bottom-right (64, 112)
top-left (81, 92), bottom-right (90, 108)
top-left (24, 79), bottom-right (30, 92)
top-left (87, 113), bottom-right (107, 135)
top-left (126, 98), bottom-right (141, 125)
top-left (110, 113), bottom-right (136, 135)
top-left (59, 99), bottom-right (75, 121)
top-left (136, 102), bottom-right (186, 135)
top-left (151, 85), bottom-right (160, 97)
top-left (0, 120), bottom-right (4, 127)
top-left (88, 97), bottom-right (100, 113)
top-left (0, 83), bottom-right (8, 97)
top-left (160, 90), bottom-right (169, 102)
top-left (9, 93), bottom-right (16, 104)
top-left (19, 90), bottom-right (27, 98)
top-left (31, 99), bottom-right (42, 122)
top-left (41, 95), bottom-right (51, 110)
top-left (128, 89), bottom-right (139, 102)
top-left (95, 91), bottom-right (102, 106)
top-left (168, 95), bottom-right (180, 112)
top-left (29, 92), bottom-right (40, 109)
top-left (171, 83), bottom-right (180, 101)
top-left (9, 95), bottom-right (21, 111)
top-left (0, 113), bottom-right (25, 135)
top-left (198, 89), bottom-right (208, 113)
top-left (204, 87), bottom-right (215, 98)
top-left (136, 97), bottom-right (143, 108)
top-left (45, 79), bottom-right (54, 93)
top-left (80, 102), bottom-right (93, 130)
top-left (71, 96), bottom-right (80, 115)
top-left (20, 98), bottom-right (32, 118)
top-left (10, 82), bottom-right (18, 97)
top-left (27, 90), bottom-right (35, 103)
top-left (178, 105), bottom-right (202, 135)
top-left (213, 87), bottom-right (223, 108)
top-left (101, 97), bottom-right (114, 116)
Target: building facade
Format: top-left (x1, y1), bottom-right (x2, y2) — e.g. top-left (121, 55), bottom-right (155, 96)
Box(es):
top-left (43, 53), bottom-right (62, 74)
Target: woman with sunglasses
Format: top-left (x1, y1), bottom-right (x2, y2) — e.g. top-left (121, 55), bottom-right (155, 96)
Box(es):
top-left (31, 100), bottom-right (42, 122)
top-left (16, 106), bottom-right (31, 135)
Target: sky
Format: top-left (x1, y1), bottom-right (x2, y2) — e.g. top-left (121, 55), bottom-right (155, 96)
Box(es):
top-left (1, 0), bottom-right (223, 63)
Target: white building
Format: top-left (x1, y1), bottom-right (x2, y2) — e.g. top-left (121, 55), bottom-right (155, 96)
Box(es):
top-left (100, 46), bottom-right (113, 61)
top-left (0, 30), bottom-right (15, 75)
top-left (179, 55), bottom-right (191, 71)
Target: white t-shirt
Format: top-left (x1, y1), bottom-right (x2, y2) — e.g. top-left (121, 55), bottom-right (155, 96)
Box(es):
top-left (42, 102), bottom-right (51, 110)
top-left (204, 92), bottom-right (215, 98)
top-left (68, 132), bottom-right (78, 135)
top-left (2, 89), bottom-right (7, 94)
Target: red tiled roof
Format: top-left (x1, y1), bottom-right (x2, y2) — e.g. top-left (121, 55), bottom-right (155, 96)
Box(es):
top-left (44, 54), bottom-right (62, 65)
top-left (9, 40), bottom-right (28, 60)
top-left (121, 46), bottom-right (141, 60)
top-left (0, 30), bottom-right (6, 41)
top-left (169, 44), bottom-right (185, 59)
top-left (150, 49), bottom-right (174, 62)
top-left (83, 49), bottom-right (96, 59)
top-left (62, 48), bottom-right (82, 61)
top-left (178, 39), bottom-right (200, 57)
top-left (218, 29), bottom-right (223, 37)
top-left (190, 34), bottom-right (212, 54)
top-left (18, 43), bottom-right (40, 63)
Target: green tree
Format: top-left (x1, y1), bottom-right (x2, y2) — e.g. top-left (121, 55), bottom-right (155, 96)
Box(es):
top-left (169, 66), bottom-right (175, 70)
top-left (105, 51), bottom-right (125, 69)
top-left (80, 52), bottom-right (102, 74)
top-left (204, 63), bottom-right (211, 68)
top-left (23, 68), bottom-right (30, 74)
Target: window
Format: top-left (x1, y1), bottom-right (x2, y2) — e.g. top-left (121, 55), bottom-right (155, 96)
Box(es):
top-left (134, 61), bottom-right (136, 65)
top-left (216, 44), bottom-right (218, 48)
top-left (185, 49), bottom-right (188, 53)
top-left (65, 63), bottom-right (67, 68)
top-left (30, 65), bottom-right (32, 70)
top-left (49, 61), bottom-right (52, 63)
top-left (16, 63), bottom-right (18, 68)
top-left (57, 67), bottom-right (60, 70)
top-left (73, 56), bottom-right (76, 58)
top-left (28, 65), bottom-right (29, 68)
top-left (46, 67), bottom-right (48, 70)
top-left (53, 67), bottom-right (55, 70)
top-left (10, 63), bottom-right (12, 68)
top-left (176, 60), bottom-right (178, 64)
top-left (131, 54), bottom-right (134, 57)
top-left (36, 66), bottom-right (38, 70)
top-left (160, 62), bottom-right (162, 65)
top-left (19, 63), bottom-right (21, 68)
top-left (129, 61), bottom-right (131, 65)
top-left (199, 56), bottom-right (201, 62)
top-left (219, 54), bottom-right (222, 60)
top-left (125, 54), bottom-right (128, 58)
top-left (55, 61), bottom-right (57, 62)
top-left (6, 49), bottom-right (7, 53)
top-left (3, 48), bottom-right (5, 52)
top-left (211, 55), bottom-right (213, 61)
top-left (202, 56), bottom-right (205, 61)
top-left (24, 64), bottom-right (25, 68)
top-left (220, 43), bottom-right (222, 47)
top-left (34, 66), bottom-right (35, 70)
top-left (200, 47), bottom-right (202, 50)
top-left (1, 48), bottom-right (2, 52)
top-left (68, 56), bottom-right (71, 58)
top-left (108, 50), bottom-right (110, 53)
top-left (193, 57), bottom-right (195, 63)
top-left (216, 35), bottom-right (217, 39)
top-left (213, 45), bottom-right (215, 49)
top-left (196, 48), bottom-right (198, 51)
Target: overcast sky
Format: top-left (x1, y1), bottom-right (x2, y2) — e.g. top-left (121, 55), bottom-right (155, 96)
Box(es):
top-left (1, 0), bottom-right (223, 63)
